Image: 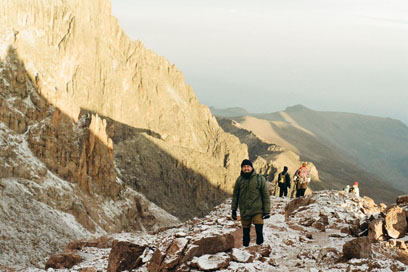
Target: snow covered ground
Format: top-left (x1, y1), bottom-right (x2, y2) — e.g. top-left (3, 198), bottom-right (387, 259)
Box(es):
top-left (35, 190), bottom-right (408, 271)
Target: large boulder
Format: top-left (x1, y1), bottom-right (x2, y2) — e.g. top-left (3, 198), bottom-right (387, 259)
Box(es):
top-left (361, 196), bottom-right (380, 215)
top-left (181, 233), bottom-right (234, 263)
top-left (160, 238), bottom-right (189, 270)
top-left (343, 237), bottom-right (372, 259)
top-left (368, 219), bottom-right (384, 242)
top-left (284, 196), bottom-right (315, 218)
top-left (385, 206), bottom-right (407, 239)
top-left (107, 240), bottom-right (146, 272)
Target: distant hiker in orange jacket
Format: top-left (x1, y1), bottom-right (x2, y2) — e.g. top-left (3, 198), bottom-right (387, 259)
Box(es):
top-left (293, 162), bottom-right (310, 197)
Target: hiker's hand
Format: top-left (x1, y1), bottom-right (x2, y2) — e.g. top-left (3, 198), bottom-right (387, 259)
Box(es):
top-left (231, 210), bottom-right (237, 220)
top-left (262, 213), bottom-right (270, 219)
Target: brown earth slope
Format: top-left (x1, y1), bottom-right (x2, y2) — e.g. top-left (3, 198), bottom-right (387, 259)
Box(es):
top-left (213, 106), bottom-right (405, 204)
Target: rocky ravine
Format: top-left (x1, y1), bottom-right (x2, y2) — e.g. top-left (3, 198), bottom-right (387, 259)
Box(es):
top-left (35, 191), bottom-right (408, 272)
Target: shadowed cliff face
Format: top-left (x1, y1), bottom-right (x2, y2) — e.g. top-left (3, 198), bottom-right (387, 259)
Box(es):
top-left (0, 0), bottom-right (247, 207)
top-left (0, 47), bottom-right (179, 268)
top-left (0, 1), bottom-right (248, 267)
top-left (0, 46), bottom-right (243, 269)
top-left (0, 46), bottom-right (245, 230)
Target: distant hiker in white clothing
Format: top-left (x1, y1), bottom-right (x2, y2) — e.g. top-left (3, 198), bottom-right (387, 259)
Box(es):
top-left (343, 185), bottom-right (350, 193)
top-left (350, 181), bottom-right (360, 197)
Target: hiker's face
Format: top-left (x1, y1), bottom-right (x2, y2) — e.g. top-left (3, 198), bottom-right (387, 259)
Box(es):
top-left (242, 165), bottom-right (253, 173)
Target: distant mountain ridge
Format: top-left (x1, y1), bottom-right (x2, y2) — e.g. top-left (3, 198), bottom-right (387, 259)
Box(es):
top-left (256, 105), bottom-right (408, 193)
top-left (212, 105), bottom-right (407, 203)
top-left (209, 106), bottom-right (250, 117)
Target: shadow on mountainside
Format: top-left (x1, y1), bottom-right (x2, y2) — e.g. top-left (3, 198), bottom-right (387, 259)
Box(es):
top-left (0, 46), bottom-right (124, 232)
top-left (90, 111), bottom-right (230, 221)
top-left (1, 46), bottom-right (229, 227)
top-left (216, 117), bottom-right (282, 162)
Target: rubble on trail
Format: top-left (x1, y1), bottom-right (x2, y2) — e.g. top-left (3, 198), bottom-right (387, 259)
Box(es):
top-left (43, 190), bottom-right (408, 271)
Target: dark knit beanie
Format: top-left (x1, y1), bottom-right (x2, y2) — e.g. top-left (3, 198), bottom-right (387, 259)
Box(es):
top-left (241, 159), bottom-right (253, 168)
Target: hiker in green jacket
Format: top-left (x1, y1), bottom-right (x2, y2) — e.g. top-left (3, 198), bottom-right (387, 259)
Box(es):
top-left (231, 159), bottom-right (271, 247)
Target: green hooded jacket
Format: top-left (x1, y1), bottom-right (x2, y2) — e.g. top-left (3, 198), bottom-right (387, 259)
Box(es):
top-left (231, 171), bottom-right (271, 220)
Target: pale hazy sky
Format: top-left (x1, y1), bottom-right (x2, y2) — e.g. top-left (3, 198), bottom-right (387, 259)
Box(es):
top-left (111, 0), bottom-right (408, 124)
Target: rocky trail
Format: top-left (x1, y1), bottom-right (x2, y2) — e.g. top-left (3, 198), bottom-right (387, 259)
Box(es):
top-left (25, 191), bottom-right (408, 272)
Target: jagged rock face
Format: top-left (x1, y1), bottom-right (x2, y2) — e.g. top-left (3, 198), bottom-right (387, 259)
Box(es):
top-left (0, 0), bottom-right (245, 156)
top-left (368, 219), bottom-right (384, 242)
top-left (0, 50), bottom-right (180, 269)
top-left (0, 0), bottom-right (247, 220)
top-left (385, 206), bottom-right (407, 239)
top-left (0, 0), bottom-right (247, 268)
top-left (343, 237), bottom-right (372, 259)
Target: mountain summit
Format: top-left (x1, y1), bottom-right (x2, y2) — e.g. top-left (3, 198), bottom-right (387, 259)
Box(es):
top-left (284, 104), bottom-right (311, 112)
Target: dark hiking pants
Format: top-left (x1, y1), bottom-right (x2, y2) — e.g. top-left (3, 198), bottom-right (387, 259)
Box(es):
top-left (242, 225), bottom-right (264, 246)
top-left (241, 214), bottom-right (264, 246)
top-left (296, 188), bottom-right (306, 197)
top-left (279, 186), bottom-right (288, 197)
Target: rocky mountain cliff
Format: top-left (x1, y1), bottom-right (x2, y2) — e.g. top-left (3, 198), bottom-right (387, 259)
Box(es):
top-left (0, 45), bottom-right (180, 269)
top-left (0, 0), bottom-right (248, 218)
top-left (0, 0), bottom-right (248, 268)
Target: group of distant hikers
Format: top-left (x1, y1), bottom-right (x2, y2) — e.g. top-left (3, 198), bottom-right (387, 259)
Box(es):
top-left (343, 181), bottom-right (360, 197)
top-left (231, 159), bottom-right (360, 247)
top-left (231, 159), bottom-right (312, 247)
top-left (275, 162), bottom-right (311, 198)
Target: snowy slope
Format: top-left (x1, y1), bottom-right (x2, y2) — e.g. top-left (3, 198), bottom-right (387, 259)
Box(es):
top-left (41, 191), bottom-right (408, 271)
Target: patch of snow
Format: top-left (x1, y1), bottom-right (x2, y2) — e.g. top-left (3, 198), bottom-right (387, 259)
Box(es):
top-left (71, 247), bottom-right (110, 271)
top-left (231, 248), bottom-right (252, 263)
top-left (194, 252), bottom-right (230, 271)
top-left (0, 178), bottom-right (95, 269)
